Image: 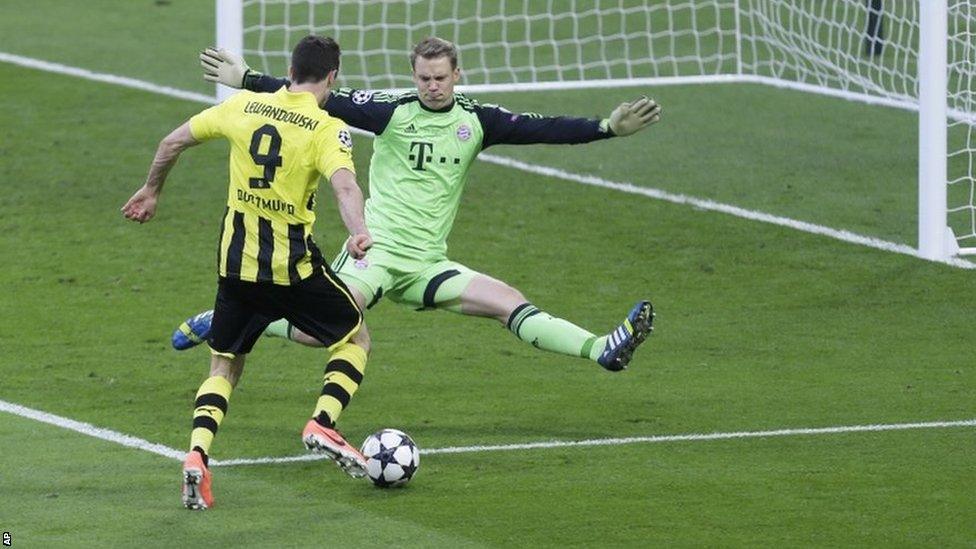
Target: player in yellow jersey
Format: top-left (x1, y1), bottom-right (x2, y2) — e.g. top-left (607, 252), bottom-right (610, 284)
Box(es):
top-left (188, 38), bottom-right (657, 372)
top-left (122, 36), bottom-right (374, 510)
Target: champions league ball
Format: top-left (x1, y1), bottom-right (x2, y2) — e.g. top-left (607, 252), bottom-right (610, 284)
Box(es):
top-left (360, 429), bottom-right (420, 487)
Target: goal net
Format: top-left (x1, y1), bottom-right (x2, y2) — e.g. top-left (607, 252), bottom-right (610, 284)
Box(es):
top-left (241, 0), bottom-right (740, 89)
top-left (226, 0), bottom-right (976, 259)
top-left (739, 1), bottom-right (976, 255)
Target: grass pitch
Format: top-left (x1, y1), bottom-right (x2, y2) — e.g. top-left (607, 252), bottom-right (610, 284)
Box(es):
top-left (1, 1), bottom-right (974, 546)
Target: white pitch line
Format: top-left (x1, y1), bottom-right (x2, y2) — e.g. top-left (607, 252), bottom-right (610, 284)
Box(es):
top-left (0, 399), bottom-right (185, 461)
top-left (423, 419), bottom-right (976, 456)
top-left (215, 453), bottom-right (330, 467)
top-left (2, 398), bottom-right (974, 466)
top-left (0, 51), bottom-right (215, 104)
top-left (3, 51), bottom-right (973, 270)
top-left (204, 418), bottom-right (976, 467)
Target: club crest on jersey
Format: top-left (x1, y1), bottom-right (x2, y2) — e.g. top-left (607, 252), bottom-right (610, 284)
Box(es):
top-left (338, 129), bottom-right (353, 149)
top-left (351, 90), bottom-right (374, 105)
top-left (456, 124), bottom-right (472, 141)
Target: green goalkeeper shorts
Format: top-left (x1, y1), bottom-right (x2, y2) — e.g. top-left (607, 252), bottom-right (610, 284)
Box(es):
top-left (330, 244), bottom-right (477, 311)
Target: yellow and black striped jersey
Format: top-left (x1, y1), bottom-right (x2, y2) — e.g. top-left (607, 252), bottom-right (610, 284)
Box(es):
top-left (189, 86), bottom-right (355, 285)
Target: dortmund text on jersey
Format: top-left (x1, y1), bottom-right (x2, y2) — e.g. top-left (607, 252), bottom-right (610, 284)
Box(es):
top-left (189, 87), bottom-right (355, 284)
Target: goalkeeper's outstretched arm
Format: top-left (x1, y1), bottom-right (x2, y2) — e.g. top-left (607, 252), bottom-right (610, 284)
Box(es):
top-left (475, 95), bottom-right (662, 149)
top-left (200, 47), bottom-right (253, 89)
top-left (200, 47), bottom-right (294, 95)
top-left (199, 46), bottom-right (662, 142)
top-left (602, 96), bottom-right (662, 136)
top-left (200, 47), bottom-right (399, 135)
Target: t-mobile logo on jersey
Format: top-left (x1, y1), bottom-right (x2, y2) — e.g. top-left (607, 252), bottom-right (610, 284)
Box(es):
top-left (409, 141), bottom-right (462, 171)
top-left (409, 141), bottom-right (433, 170)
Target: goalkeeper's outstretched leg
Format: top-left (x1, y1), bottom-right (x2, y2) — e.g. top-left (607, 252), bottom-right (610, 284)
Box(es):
top-left (456, 274), bottom-right (655, 370)
top-left (595, 300), bottom-right (654, 371)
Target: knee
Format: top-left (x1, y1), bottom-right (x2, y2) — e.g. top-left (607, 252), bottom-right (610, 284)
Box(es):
top-left (209, 354), bottom-right (245, 387)
top-left (351, 323), bottom-right (371, 354)
top-left (507, 286), bottom-right (527, 304)
top-left (461, 274), bottom-right (529, 323)
top-left (496, 286), bottom-right (528, 324)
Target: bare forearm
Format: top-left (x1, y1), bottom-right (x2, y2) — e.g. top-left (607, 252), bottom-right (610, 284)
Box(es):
top-left (335, 184), bottom-right (368, 236)
top-left (144, 123), bottom-right (198, 194)
top-left (144, 140), bottom-right (183, 193)
top-left (123, 121), bottom-right (199, 224)
top-left (329, 168), bottom-right (372, 259)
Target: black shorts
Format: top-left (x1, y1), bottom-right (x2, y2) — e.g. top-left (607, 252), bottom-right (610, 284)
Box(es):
top-left (208, 269), bottom-right (362, 356)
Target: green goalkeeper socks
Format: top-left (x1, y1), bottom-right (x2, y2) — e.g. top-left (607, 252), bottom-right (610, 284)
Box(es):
top-left (507, 303), bottom-right (604, 361)
top-left (582, 335), bottom-right (608, 362)
top-left (264, 319), bottom-right (293, 340)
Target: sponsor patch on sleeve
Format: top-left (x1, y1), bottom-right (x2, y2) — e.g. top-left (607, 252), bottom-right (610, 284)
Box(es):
top-left (338, 128), bottom-right (353, 149)
top-left (352, 90), bottom-right (374, 105)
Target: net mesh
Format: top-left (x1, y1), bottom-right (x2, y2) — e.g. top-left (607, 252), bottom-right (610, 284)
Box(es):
top-left (241, 0), bottom-right (976, 249)
top-left (947, 0), bottom-right (976, 247)
top-left (740, 1), bottom-right (920, 104)
top-left (741, 1), bottom-right (976, 247)
top-left (242, 0), bottom-right (739, 88)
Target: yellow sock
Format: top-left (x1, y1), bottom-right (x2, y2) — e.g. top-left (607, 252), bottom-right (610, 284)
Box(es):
top-left (189, 376), bottom-right (233, 458)
top-left (312, 343), bottom-right (367, 427)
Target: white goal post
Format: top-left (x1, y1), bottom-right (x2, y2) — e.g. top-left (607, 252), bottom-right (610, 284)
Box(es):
top-left (216, 0), bottom-right (976, 262)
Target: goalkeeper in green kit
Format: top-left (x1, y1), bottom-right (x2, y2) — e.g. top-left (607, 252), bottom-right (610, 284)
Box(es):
top-left (177, 36), bottom-right (661, 371)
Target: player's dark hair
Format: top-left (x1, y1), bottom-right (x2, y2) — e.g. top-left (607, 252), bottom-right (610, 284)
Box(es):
top-left (291, 35), bottom-right (341, 84)
top-left (410, 36), bottom-right (458, 69)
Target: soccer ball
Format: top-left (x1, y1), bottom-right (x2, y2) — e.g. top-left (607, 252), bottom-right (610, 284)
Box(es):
top-left (360, 428), bottom-right (420, 487)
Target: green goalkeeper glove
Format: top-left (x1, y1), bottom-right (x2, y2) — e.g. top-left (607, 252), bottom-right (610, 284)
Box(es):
top-left (199, 47), bottom-right (252, 89)
top-left (601, 96), bottom-right (662, 136)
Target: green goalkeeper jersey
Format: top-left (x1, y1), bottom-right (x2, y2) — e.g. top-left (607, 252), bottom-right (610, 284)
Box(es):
top-left (247, 77), bottom-right (614, 260)
top-left (351, 91), bottom-right (483, 259)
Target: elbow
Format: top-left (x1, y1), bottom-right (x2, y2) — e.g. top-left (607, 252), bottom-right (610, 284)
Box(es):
top-left (154, 141), bottom-right (182, 165)
top-left (158, 138), bottom-right (177, 157)
top-left (331, 171), bottom-right (361, 196)
top-left (161, 125), bottom-right (197, 155)
top-left (334, 184), bottom-right (360, 202)
top-left (161, 135), bottom-right (190, 155)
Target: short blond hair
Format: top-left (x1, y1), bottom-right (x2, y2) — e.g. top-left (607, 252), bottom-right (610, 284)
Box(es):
top-left (410, 37), bottom-right (458, 69)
